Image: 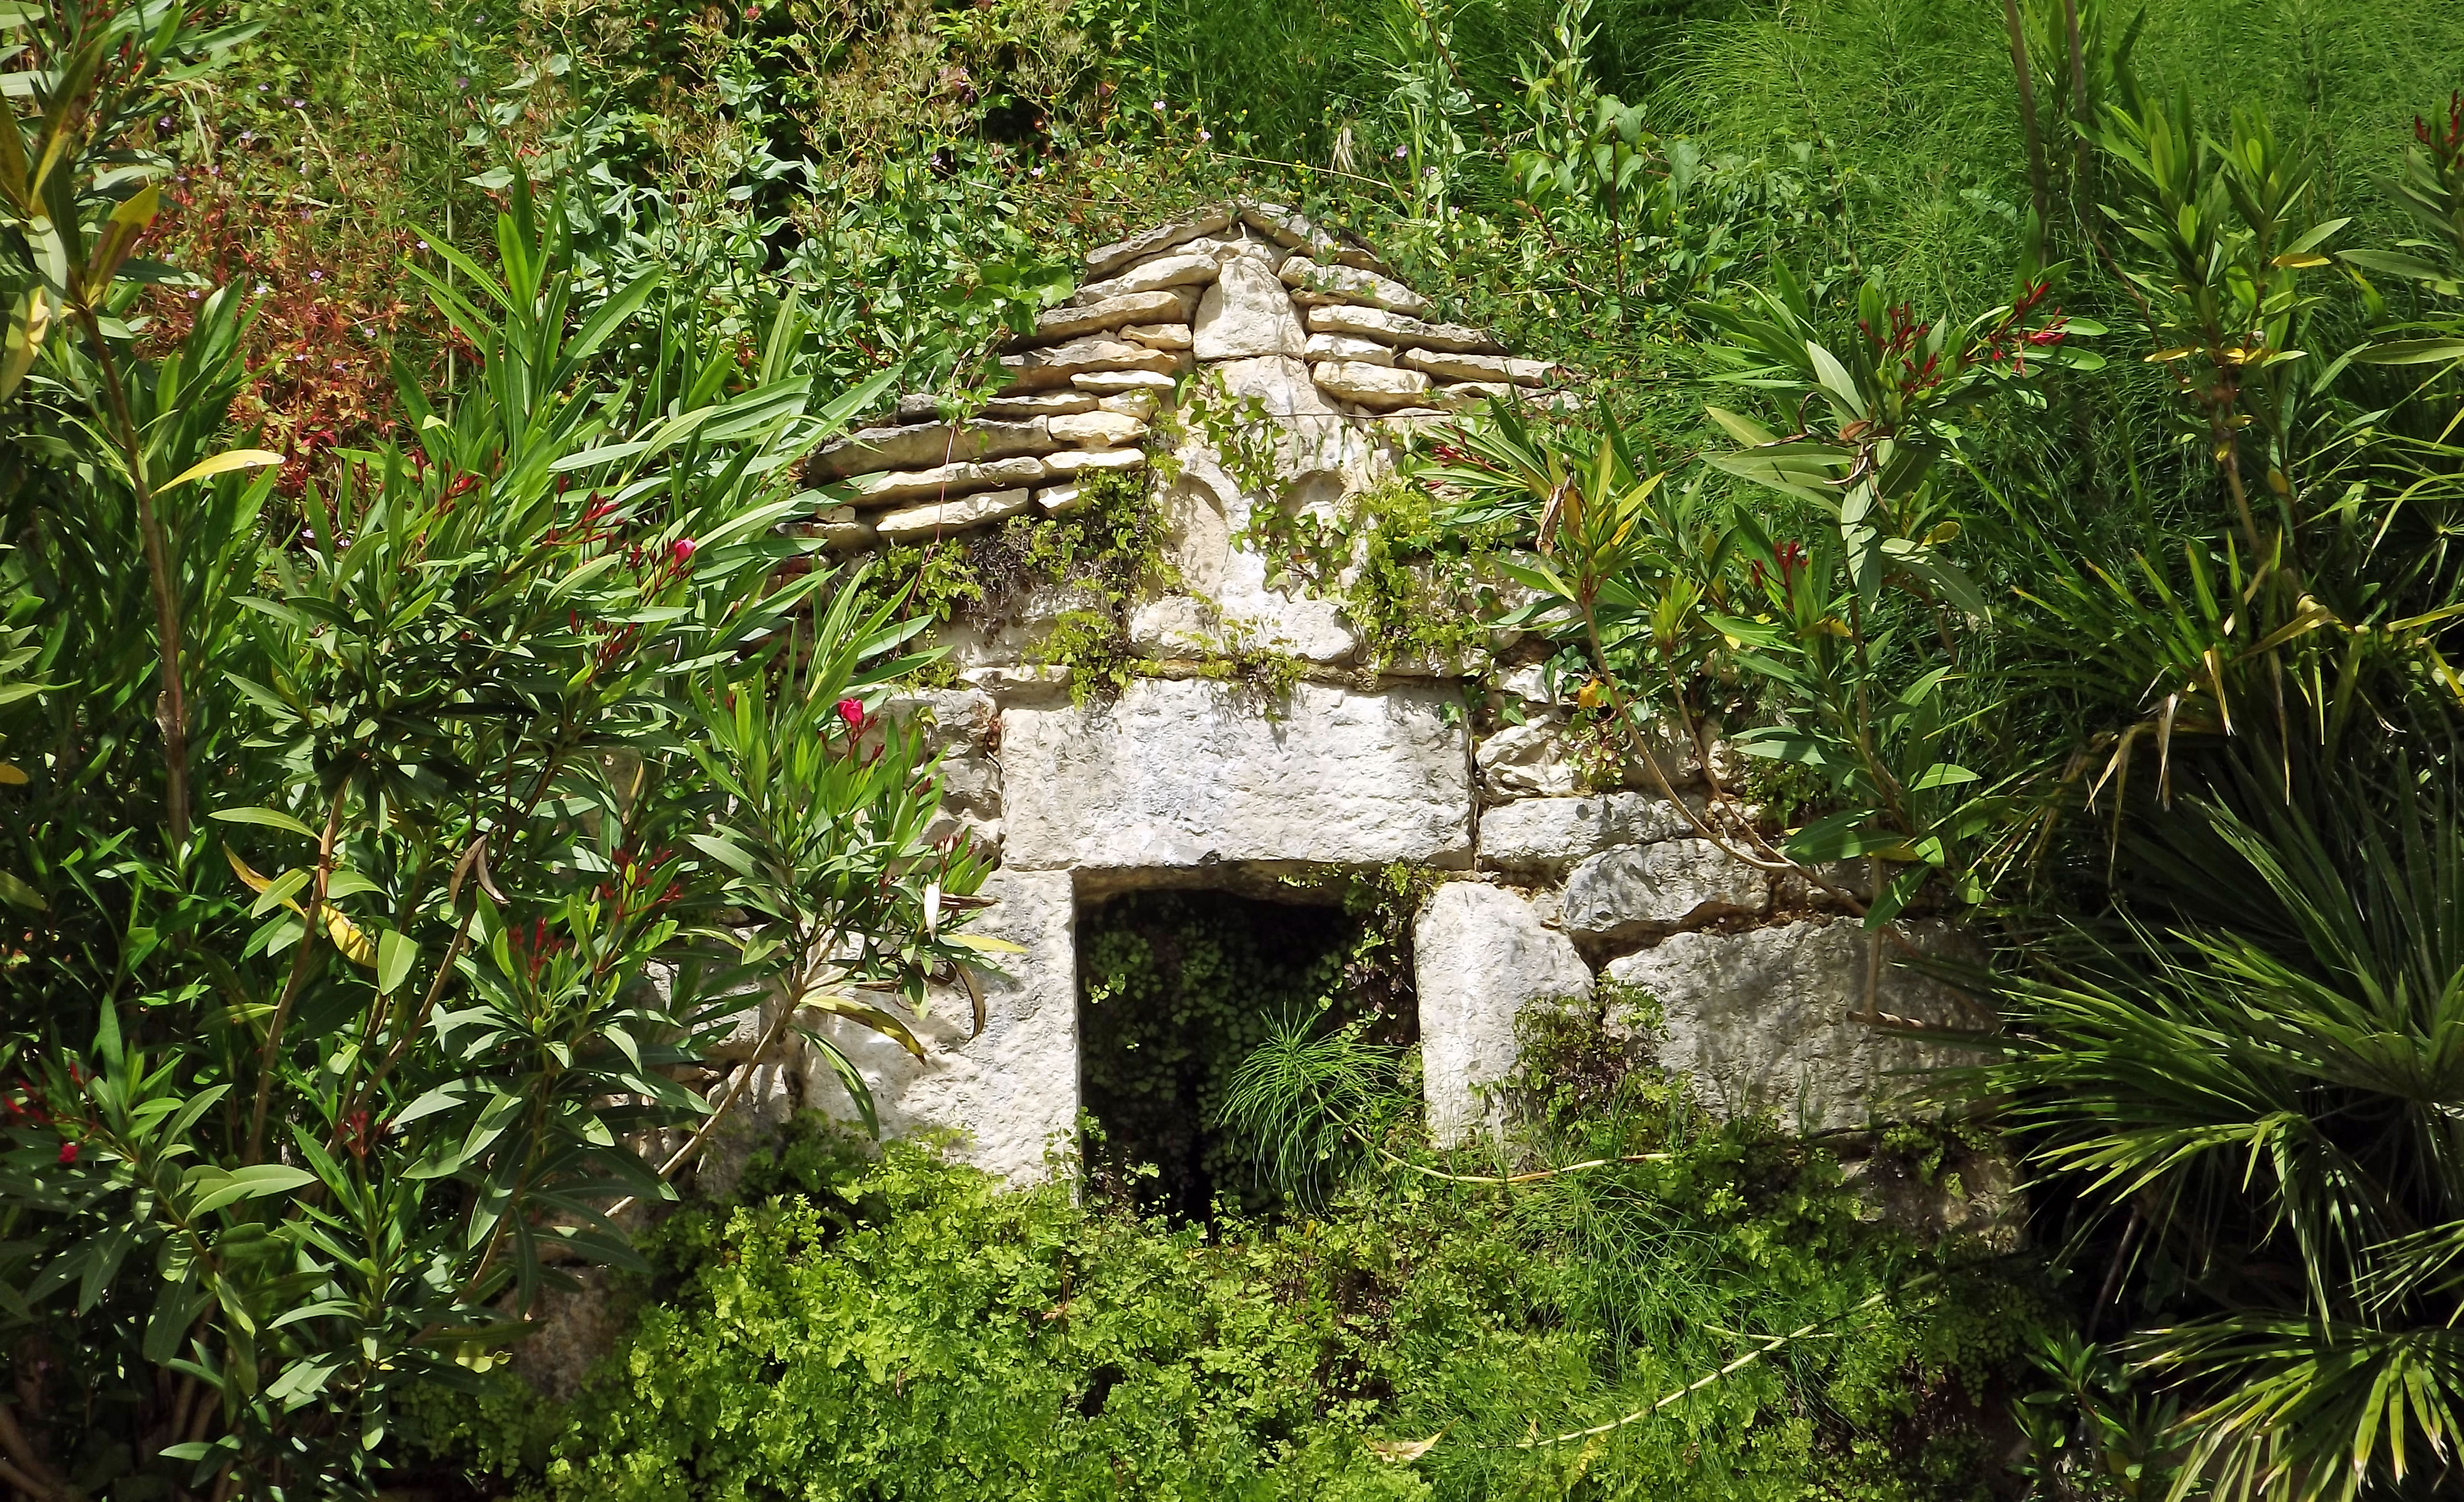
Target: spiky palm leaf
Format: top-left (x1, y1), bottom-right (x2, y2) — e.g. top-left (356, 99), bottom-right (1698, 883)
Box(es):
top-left (1988, 755), bottom-right (2464, 1500)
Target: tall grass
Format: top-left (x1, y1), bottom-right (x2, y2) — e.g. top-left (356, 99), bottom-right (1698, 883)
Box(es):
top-left (1128, 0), bottom-right (2462, 310)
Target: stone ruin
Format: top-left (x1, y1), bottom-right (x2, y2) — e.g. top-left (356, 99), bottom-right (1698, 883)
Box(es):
top-left (713, 201), bottom-right (1981, 1188)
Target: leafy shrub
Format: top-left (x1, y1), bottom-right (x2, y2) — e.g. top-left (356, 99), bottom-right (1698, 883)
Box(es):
top-left (403, 1028), bottom-right (2049, 1502)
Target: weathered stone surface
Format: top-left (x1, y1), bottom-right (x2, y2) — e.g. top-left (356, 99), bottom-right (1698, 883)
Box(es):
top-left (1120, 322), bottom-right (1192, 351)
top-left (1177, 233), bottom-right (1287, 269)
top-left (874, 487), bottom-right (1035, 542)
top-left (808, 418), bottom-right (1051, 483)
top-left (804, 869), bottom-right (1080, 1182)
top-left (1072, 369), bottom-right (1179, 396)
top-left (1257, 600), bottom-right (1360, 663)
top-left (797, 517), bottom-right (878, 550)
top-left (1034, 483), bottom-right (1084, 516)
top-left (1099, 391), bottom-right (1160, 420)
top-left (1476, 719), bottom-right (1583, 796)
top-left (1040, 447), bottom-right (1146, 481)
top-left (1428, 380), bottom-right (1518, 410)
top-left (1562, 838), bottom-right (1771, 942)
top-left (1238, 201), bottom-right (1344, 259)
top-left (1278, 256), bottom-right (1430, 316)
top-left (1479, 793), bottom-right (1699, 872)
top-left (1073, 251), bottom-right (1222, 304)
top-left (1402, 348), bottom-right (1558, 385)
top-left (1030, 289), bottom-right (1194, 343)
top-left (1603, 919), bottom-right (1980, 1131)
top-left (1000, 337), bottom-right (1182, 393)
top-left (1415, 882), bottom-right (1595, 1144)
top-left (1129, 593), bottom-right (1217, 656)
top-left (1303, 332), bottom-right (1395, 366)
top-left (1084, 205), bottom-right (1233, 278)
top-left (964, 663), bottom-right (1073, 697)
top-left (1313, 360), bottom-right (1431, 408)
top-left (1304, 304), bottom-right (1505, 354)
top-left (849, 456), bottom-right (1049, 508)
top-left (1192, 257), bottom-right (1307, 361)
top-left (1048, 411), bottom-right (1148, 448)
top-left (978, 391), bottom-right (1099, 420)
top-left (1002, 678), bottom-right (1471, 871)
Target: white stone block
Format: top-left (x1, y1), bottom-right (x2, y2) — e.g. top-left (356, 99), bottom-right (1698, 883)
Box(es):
top-left (1193, 256), bottom-right (1307, 361)
top-left (1603, 919), bottom-right (1980, 1131)
top-left (874, 487), bottom-right (1035, 542)
top-left (1414, 882), bottom-right (1594, 1144)
top-left (1562, 839), bottom-right (1772, 942)
top-left (1084, 206), bottom-right (1233, 278)
top-left (1313, 360), bottom-right (1431, 409)
top-left (1048, 411), bottom-right (1149, 448)
top-left (1479, 793), bottom-right (1699, 872)
top-left (1303, 332), bottom-right (1396, 366)
top-left (1278, 255), bottom-right (1430, 316)
top-left (1000, 677), bottom-right (1471, 871)
top-left (802, 869), bottom-right (1080, 1183)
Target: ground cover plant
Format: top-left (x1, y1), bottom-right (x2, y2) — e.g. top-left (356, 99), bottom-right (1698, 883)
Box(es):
top-left (399, 1022), bottom-right (2046, 1502)
top-left (3, 0), bottom-right (2463, 1495)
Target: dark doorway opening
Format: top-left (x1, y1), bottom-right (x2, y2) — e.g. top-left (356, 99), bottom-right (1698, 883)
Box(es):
top-left (1076, 888), bottom-right (1411, 1223)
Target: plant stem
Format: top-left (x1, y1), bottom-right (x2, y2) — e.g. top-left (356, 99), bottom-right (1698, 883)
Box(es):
top-left (2001, 0), bottom-right (2052, 245)
top-left (77, 313), bottom-right (192, 849)
top-left (247, 793), bottom-right (348, 1162)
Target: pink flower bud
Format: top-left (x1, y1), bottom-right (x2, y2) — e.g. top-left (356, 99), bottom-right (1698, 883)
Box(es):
top-left (837, 698), bottom-right (865, 734)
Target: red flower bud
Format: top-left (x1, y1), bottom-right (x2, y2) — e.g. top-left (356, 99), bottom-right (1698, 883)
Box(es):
top-left (57, 1141), bottom-right (77, 1165)
top-left (837, 698), bottom-right (865, 734)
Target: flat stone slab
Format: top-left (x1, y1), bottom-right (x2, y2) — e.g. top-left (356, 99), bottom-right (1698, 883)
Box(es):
top-left (1604, 919), bottom-right (1982, 1132)
top-left (1279, 256), bottom-right (1429, 316)
top-left (1314, 360), bottom-right (1430, 409)
top-left (803, 869), bottom-right (1079, 1182)
top-left (1075, 251), bottom-right (1223, 304)
top-left (875, 487), bottom-right (1034, 542)
top-left (1084, 205), bottom-right (1233, 278)
top-left (1479, 793), bottom-right (1699, 872)
top-left (808, 418), bottom-right (1052, 483)
top-left (1000, 337), bottom-right (1184, 393)
top-left (1001, 678), bottom-right (1472, 871)
top-left (1030, 288), bottom-right (1197, 343)
top-left (848, 455), bottom-right (1049, 508)
top-left (1401, 348), bottom-right (1556, 385)
top-left (1415, 882), bottom-right (1593, 1143)
top-left (1304, 304), bottom-right (1504, 354)
top-left (1562, 838), bottom-right (1771, 940)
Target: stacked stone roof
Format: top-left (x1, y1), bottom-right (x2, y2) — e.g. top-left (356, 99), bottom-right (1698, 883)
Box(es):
top-left (799, 201), bottom-right (1566, 550)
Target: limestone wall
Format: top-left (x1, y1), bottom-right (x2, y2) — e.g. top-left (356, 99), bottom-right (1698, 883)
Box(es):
top-left (729, 202), bottom-right (1980, 1184)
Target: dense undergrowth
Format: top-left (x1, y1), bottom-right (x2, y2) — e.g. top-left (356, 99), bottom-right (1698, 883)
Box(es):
top-left (402, 1021), bottom-right (2046, 1502)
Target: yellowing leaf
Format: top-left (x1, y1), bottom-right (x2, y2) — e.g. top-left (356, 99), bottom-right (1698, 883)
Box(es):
top-left (0, 761), bottom-right (25, 785)
top-left (222, 844), bottom-right (375, 967)
top-left (1, 286), bottom-right (48, 406)
top-left (157, 449), bottom-right (286, 495)
top-left (1368, 1435), bottom-right (1443, 1462)
top-left (946, 932), bottom-right (1025, 956)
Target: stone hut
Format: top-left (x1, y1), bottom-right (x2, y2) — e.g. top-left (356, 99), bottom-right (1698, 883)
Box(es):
top-left (727, 202), bottom-right (1976, 1186)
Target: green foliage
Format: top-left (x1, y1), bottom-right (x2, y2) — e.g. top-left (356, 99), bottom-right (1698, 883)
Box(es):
top-left (405, 1015), bottom-right (2047, 1501)
top-left (1076, 890), bottom-right (1376, 1217)
top-left (0, 115), bottom-right (994, 1494)
top-left (1980, 756), bottom-right (2464, 1501)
